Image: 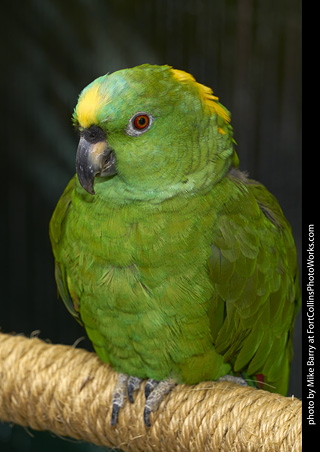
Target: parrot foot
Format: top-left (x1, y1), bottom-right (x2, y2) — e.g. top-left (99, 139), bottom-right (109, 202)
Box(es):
top-left (217, 374), bottom-right (249, 386)
top-left (144, 378), bottom-right (176, 427)
top-left (111, 373), bottom-right (130, 426)
top-left (111, 374), bottom-right (144, 425)
top-left (111, 373), bottom-right (176, 427)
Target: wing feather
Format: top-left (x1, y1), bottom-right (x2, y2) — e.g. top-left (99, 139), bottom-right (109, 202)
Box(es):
top-left (208, 172), bottom-right (300, 395)
top-left (49, 176), bottom-right (82, 324)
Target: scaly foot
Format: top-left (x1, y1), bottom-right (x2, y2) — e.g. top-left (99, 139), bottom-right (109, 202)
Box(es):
top-left (217, 374), bottom-right (249, 386)
top-left (143, 378), bottom-right (176, 427)
top-left (111, 373), bottom-right (176, 427)
top-left (111, 373), bottom-right (130, 426)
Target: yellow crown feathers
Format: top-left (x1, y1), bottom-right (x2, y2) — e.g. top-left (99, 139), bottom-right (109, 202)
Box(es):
top-left (171, 69), bottom-right (231, 123)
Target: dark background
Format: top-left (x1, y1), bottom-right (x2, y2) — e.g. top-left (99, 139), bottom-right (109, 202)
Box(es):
top-left (1, 1), bottom-right (301, 451)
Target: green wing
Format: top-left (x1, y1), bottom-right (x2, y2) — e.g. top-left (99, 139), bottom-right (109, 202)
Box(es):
top-left (209, 171), bottom-right (300, 395)
top-left (49, 176), bottom-right (83, 324)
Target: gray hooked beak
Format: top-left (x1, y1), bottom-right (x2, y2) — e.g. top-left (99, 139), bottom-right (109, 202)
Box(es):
top-left (75, 126), bottom-right (116, 195)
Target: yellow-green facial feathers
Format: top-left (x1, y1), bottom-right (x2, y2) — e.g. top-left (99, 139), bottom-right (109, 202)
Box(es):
top-left (72, 64), bottom-right (237, 196)
top-left (75, 80), bottom-right (110, 129)
top-left (74, 65), bottom-right (230, 128)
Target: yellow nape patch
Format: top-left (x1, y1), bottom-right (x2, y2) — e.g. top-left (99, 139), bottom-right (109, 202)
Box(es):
top-left (76, 84), bottom-right (108, 128)
top-left (198, 83), bottom-right (231, 123)
top-left (171, 68), bottom-right (196, 84)
top-left (171, 68), bottom-right (231, 123)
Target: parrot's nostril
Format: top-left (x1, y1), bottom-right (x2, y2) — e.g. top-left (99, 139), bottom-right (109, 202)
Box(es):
top-left (81, 125), bottom-right (106, 144)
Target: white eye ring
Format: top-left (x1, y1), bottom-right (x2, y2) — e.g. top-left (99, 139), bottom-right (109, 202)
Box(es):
top-left (125, 112), bottom-right (154, 136)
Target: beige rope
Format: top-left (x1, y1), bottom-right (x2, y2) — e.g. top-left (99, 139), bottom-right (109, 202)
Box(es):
top-left (0, 332), bottom-right (301, 452)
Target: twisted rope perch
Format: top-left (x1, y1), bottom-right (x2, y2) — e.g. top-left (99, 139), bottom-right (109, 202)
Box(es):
top-left (0, 333), bottom-right (301, 452)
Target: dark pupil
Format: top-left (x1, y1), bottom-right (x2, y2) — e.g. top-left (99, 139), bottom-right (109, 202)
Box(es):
top-left (138, 117), bottom-right (146, 126)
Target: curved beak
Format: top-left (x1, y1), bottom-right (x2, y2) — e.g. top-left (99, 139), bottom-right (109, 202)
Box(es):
top-left (76, 135), bottom-right (116, 195)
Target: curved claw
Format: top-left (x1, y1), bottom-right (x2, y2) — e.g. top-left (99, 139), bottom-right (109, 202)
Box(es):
top-left (144, 406), bottom-right (152, 428)
top-left (111, 403), bottom-right (121, 426)
top-left (144, 378), bottom-right (176, 427)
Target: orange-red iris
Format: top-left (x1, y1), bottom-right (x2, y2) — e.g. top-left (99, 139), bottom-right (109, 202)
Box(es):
top-left (134, 114), bottom-right (149, 129)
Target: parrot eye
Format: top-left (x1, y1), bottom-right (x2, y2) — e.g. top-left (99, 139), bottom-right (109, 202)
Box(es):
top-left (126, 112), bottom-right (154, 137)
top-left (134, 115), bottom-right (149, 129)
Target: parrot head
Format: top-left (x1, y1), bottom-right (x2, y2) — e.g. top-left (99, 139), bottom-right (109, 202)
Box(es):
top-left (72, 64), bottom-right (237, 196)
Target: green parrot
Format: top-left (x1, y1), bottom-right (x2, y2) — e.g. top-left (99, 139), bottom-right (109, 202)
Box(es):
top-left (49, 64), bottom-right (300, 427)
